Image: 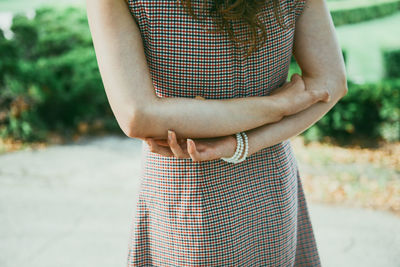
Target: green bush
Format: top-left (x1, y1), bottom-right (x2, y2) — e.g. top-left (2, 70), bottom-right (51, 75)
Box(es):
top-left (1, 5), bottom-right (399, 146)
top-left (330, 0), bottom-right (400, 26)
top-left (0, 5), bottom-right (119, 142)
top-left (382, 47), bottom-right (400, 79)
top-left (302, 78), bottom-right (400, 146)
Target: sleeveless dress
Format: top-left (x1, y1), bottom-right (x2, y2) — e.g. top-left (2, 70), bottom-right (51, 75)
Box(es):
top-left (126, 0), bottom-right (322, 266)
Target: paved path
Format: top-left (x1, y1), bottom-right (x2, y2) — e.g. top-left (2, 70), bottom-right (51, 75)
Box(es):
top-left (0, 135), bottom-right (399, 267)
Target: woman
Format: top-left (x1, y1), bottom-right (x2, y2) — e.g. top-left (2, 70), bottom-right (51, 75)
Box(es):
top-left (86, 0), bottom-right (347, 265)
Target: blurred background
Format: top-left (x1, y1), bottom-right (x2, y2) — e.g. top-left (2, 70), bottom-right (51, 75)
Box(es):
top-left (0, 0), bottom-right (399, 266)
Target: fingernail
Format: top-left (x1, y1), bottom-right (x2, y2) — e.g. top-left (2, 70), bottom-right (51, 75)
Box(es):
top-left (168, 130), bottom-right (172, 139)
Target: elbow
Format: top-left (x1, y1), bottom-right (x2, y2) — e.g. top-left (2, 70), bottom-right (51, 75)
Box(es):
top-left (338, 75), bottom-right (349, 99)
top-left (341, 86), bottom-right (348, 99)
top-left (331, 74), bottom-right (348, 100)
top-left (114, 103), bottom-right (146, 139)
top-left (124, 107), bottom-right (147, 139)
top-left (123, 97), bottom-right (160, 139)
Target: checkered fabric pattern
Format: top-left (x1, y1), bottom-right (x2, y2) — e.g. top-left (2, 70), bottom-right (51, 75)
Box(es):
top-left (126, 0), bottom-right (322, 265)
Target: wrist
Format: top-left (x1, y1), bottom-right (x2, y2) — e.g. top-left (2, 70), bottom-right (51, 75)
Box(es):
top-left (224, 134), bottom-right (237, 158)
top-left (221, 132), bottom-right (249, 163)
top-left (244, 129), bottom-right (261, 157)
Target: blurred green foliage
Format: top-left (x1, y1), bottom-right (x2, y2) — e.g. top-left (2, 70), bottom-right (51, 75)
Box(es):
top-left (382, 48), bottom-right (400, 79)
top-left (0, 5), bottom-right (118, 141)
top-left (302, 78), bottom-right (400, 145)
top-left (330, 0), bottom-right (400, 26)
top-left (0, 5), bottom-right (399, 146)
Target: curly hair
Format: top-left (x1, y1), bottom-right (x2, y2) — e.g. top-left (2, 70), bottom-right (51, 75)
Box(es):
top-left (179, 0), bottom-right (294, 58)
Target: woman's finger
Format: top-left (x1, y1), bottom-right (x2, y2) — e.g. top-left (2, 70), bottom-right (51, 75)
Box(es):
top-left (187, 139), bottom-right (203, 162)
top-left (154, 138), bottom-right (186, 147)
top-left (168, 130), bottom-right (188, 159)
top-left (147, 138), bottom-right (174, 157)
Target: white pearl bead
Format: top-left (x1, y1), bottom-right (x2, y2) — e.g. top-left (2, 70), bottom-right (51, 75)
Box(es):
top-left (221, 131), bottom-right (249, 164)
top-left (236, 132), bottom-right (248, 163)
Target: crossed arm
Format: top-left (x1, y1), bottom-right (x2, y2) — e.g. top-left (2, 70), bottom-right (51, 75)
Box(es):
top-left (245, 0), bottom-right (348, 156)
top-left (86, 0), bottom-right (287, 140)
top-left (86, 0), bottom-right (347, 149)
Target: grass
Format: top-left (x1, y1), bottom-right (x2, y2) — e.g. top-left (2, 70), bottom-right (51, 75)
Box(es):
top-left (1, 0), bottom-right (399, 84)
top-left (327, 0), bottom-right (400, 11)
top-left (335, 11), bottom-right (400, 83)
top-left (0, 0), bottom-right (83, 13)
top-left (290, 12), bottom-right (400, 83)
top-left (0, 0), bottom-right (399, 216)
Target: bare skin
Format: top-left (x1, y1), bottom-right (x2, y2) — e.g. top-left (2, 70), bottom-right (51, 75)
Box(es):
top-left (145, 0), bottom-right (348, 162)
top-left (85, 0), bottom-right (331, 141)
top-left (145, 73), bottom-right (308, 161)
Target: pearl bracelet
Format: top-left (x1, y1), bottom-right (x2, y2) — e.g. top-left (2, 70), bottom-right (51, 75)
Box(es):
top-left (236, 132), bottom-right (249, 163)
top-left (221, 133), bottom-right (243, 163)
top-left (221, 132), bottom-right (249, 163)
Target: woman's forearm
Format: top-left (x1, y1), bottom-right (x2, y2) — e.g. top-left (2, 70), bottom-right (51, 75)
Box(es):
top-left (131, 95), bottom-right (285, 140)
top-left (132, 74), bottom-right (328, 140)
top-left (86, 0), bottom-right (287, 141)
top-left (86, 0), bottom-right (329, 141)
top-left (245, 0), bottom-right (350, 155)
top-left (245, 77), bottom-right (348, 156)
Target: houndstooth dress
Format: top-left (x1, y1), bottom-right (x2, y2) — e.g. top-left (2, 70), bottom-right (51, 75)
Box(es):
top-left (126, 0), bottom-right (322, 265)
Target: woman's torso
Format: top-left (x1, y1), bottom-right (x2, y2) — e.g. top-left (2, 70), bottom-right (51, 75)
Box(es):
top-left (127, 0), bottom-right (311, 265)
top-left (128, 0), bottom-right (302, 175)
top-left (127, 0), bottom-right (298, 99)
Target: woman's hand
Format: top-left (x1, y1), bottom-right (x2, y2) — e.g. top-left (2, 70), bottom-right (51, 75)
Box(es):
top-left (142, 96), bottom-right (239, 162)
top-left (271, 73), bottom-right (331, 116)
top-left (145, 130), bottom-right (237, 162)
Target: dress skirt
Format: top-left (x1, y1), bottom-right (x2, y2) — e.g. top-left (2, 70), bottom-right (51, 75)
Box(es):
top-left (127, 140), bottom-right (321, 266)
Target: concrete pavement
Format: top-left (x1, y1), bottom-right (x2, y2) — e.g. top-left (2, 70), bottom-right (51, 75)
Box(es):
top-left (0, 135), bottom-right (399, 267)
